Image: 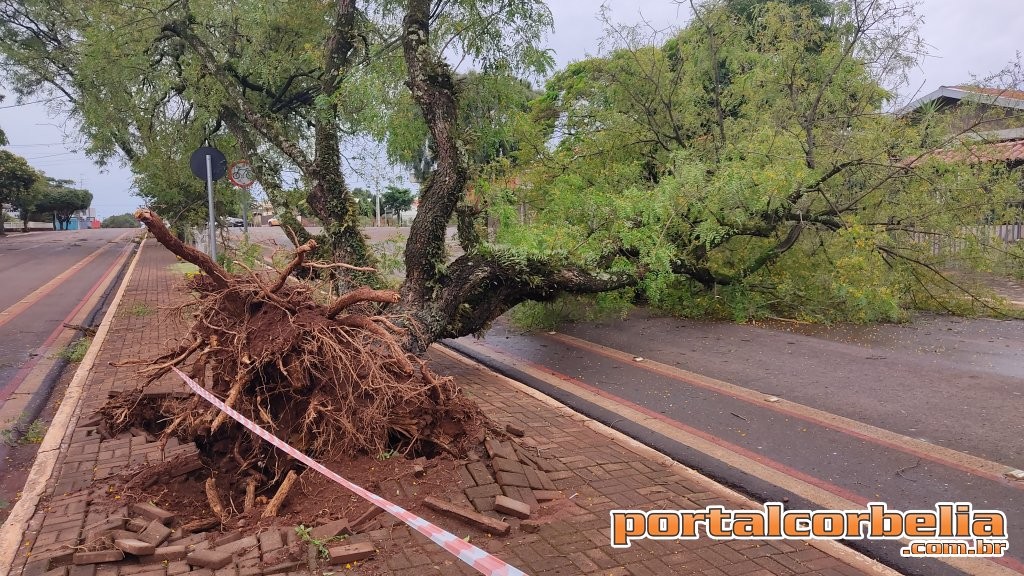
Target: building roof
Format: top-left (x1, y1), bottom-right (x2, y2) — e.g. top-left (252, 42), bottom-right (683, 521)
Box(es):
top-left (897, 85), bottom-right (1024, 116)
top-left (910, 138), bottom-right (1024, 165)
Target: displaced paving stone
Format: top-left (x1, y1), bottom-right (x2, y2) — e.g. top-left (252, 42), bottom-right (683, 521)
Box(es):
top-left (125, 518), bottom-right (148, 532)
top-left (210, 532), bottom-right (242, 548)
top-left (214, 535), bottom-right (258, 555)
top-left (423, 496), bottom-right (510, 536)
top-left (494, 470), bottom-right (530, 488)
top-left (309, 519), bottom-right (351, 540)
top-left (186, 549), bottom-right (233, 570)
top-left (494, 495), bottom-right (531, 519)
top-left (73, 550), bottom-right (125, 565)
top-left (492, 457), bottom-right (524, 475)
top-left (258, 530), bottom-right (284, 554)
top-left (456, 465), bottom-right (477, 488)
top-left (152, 545), bottom-right (189, 562)
top-left (505, 424), bottom-right (525, 437)
top-left (350, 506), bottom-right (385, 531)
top-left (465, 462), bottom-right (494, 486)
top-left (114, 538), bottom-right (156, 556)
top-left (483, 438), bottom-right (515, 461)
top-left (130, 503), bottom-right (174, 525)
top-left (326, 542), bottom-right (375, 563)
top-left (464, 483), bottom-right (502, 500)
top-left (472, 497), bottom-right (496, 512)
top-left (137, 520), bottom-right (173, 546)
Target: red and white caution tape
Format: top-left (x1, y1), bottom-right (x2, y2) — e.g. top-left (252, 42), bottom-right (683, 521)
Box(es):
top-left (171, 368), bottom-right (527, 576)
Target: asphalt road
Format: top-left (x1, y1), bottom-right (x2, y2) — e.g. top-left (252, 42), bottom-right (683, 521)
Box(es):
top-left (453, 311), bottom-right (1024, 576)
top-left (0, 229), bottom-right (136, 408)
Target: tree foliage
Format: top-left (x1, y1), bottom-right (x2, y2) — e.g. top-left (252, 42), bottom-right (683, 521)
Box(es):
top-left (381, 186), bottom-right (414, 221)
top-left (0, 150), bottom-right (38, 234)
top-left (103, 213), bottom-right (140, 228)
top-left (1, 0), bottom-right (1019, 348)
top-left (34, 177), bottom-right (93, 230)
top-left (496, 0), bottom-right (1022, 323)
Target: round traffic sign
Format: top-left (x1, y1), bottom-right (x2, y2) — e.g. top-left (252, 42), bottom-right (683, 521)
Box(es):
top-left (189, 146), bottom-right (227, 181)
top-left (228, 160), bottom-right (256, 188)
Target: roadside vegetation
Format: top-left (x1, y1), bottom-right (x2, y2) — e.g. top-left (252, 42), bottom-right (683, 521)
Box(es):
top-left (58, 338), bottom-right (91, 363)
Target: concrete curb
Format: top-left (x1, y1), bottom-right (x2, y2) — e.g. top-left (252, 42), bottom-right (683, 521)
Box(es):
top-left (434, 343), bottom-right (904, 576)
top-left (0, 237), bottom-right (147, 576)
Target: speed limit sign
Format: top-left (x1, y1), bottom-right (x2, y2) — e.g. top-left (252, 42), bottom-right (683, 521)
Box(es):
top-left (228, 160), bottom-right (256, 188)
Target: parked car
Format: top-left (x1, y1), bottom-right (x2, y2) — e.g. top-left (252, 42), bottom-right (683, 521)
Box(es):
top-left (225, 216), bottom-right (244, 227)
top-left (268, 216), bottom-right (281, 226)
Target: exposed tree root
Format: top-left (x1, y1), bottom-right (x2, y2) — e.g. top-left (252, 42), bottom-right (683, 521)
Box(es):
top-left (99, 209), bottom-right (488, 519)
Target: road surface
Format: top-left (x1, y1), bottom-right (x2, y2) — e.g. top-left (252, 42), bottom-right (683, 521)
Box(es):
top-left (450, 310), bottom-right (1024, 576)
top-left (0, 229), bottom-right (136, 414)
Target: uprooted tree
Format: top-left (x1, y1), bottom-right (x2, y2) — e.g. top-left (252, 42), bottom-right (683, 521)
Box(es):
top-left (3, 0), bottom-right (1023, 509)
top-left (102, 209), bottom-right (486, 514)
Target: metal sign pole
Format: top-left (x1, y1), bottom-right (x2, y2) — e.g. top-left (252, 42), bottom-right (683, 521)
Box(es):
top-left (206, 154), bottom-right (217, 261)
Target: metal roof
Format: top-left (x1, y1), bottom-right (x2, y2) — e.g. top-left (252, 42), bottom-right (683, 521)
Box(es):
top-left (897, 85), bottom-right (1024, 116)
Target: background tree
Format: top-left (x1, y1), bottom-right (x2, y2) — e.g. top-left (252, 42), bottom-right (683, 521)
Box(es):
top-left (351, 187), bottom-right (376, 220)
top-left (0, 150), bottom-right (37, 236)
top-left (380, 186), bottom-right (414, 224)
top-left (35, 179), bottom-right (93, 230)
top-left (102, 213), bottom-right (141, 228)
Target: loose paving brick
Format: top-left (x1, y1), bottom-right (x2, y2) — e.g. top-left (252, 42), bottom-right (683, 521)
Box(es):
top-left (493, 495), bottom-right (531, 519)
top-left (151, 546), bottom-right (188, 562)
top-left (137, 520), bottom-right (172, 546)
top-left (326, 542), bottom-right (376, 563)
top-left (308, 519), bottom-right (351, 540)
top-left (257, 530), bottom-right (284, 555)
top-left (185, 550), bottom-right (233, 570)
top-left (213, 536), bottom-right (258, 556)
top-left (114, 538), bottom-right (156, 556)
top-left (73, 550), bottom-right (125, 565)
top-left (129, 503), bottom-right (174, 525)
top-left (423, 496), bottom-right (510, 536)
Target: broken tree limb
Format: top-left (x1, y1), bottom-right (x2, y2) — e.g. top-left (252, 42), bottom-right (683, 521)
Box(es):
top-left (325, 287), bottom-right (400, 319)
top-left (270, 239), bottom-right (317, 293)
top-left (134, 209), bottom-right (231, 288)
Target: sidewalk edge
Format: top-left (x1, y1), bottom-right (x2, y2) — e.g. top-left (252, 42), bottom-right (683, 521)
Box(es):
top-left (434, 343), bottom-right (903, 576)
top-left (0, 237), bottom-right (147, 576)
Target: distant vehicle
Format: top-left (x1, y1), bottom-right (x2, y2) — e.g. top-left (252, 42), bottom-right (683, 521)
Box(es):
top-left (268, 216), bottom-right (281, 226)
top-left (225, 217), bottom-right (244, 227)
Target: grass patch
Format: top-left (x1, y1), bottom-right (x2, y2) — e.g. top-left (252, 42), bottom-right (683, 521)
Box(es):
top-left (58, 338), bottom-right (91, 362)
top-left (0, 418), bottom-right (47, 445)
top-left (167, 262), bottom-right (200, 276)
top-left (126, 302), bottom-right (155, 317)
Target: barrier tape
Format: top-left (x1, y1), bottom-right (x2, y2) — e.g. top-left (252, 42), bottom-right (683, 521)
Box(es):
top-left (171, 368), bottom-right (527, 576)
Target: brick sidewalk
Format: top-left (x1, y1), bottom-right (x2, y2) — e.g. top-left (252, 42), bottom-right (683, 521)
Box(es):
top-left (5, 240), bottom-right (888, 576)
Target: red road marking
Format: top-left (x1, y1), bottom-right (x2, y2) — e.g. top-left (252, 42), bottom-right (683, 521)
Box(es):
top-left (0, 239), bottom-right (134, 406)
top-left (546, 332), bottom-right (1023, 490)
top-left (475, 341), bottom-right (1024, 574)
top-left (0, 232), bottom-right (131, 329)
top-left (475, 341), bottom-right (872, 506)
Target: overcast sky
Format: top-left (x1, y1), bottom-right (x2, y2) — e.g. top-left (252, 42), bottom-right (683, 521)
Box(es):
top-left (1, 0), bottom-right (1021, 219)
